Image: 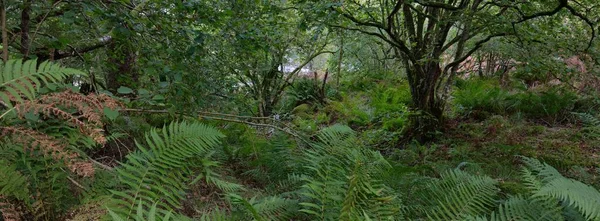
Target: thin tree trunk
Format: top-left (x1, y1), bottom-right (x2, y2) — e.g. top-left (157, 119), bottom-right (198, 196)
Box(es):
top-left (336, 35), bottom-right (343, 87)
top-left (20, 0), bottom-right (31, 58)
top-left (321, 69), bottom-right (328, 102)
top-left (1, 0), bottom-right (8, 61)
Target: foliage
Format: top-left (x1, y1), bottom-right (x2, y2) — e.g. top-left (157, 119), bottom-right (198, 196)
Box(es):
top-left (2, 1), bottom-right (600, 221)
top-left (510, 88), bottom-right (578, 123)
top-left (107, 121), bottom-right (227, 219)
top-left (286, 78), bottom-right (335, 108)
top-left (453, 78), bottom-right (578, 122)
top-left (406, 157), bottom-right (600, 220)
top-left (419, 169), bottom-right (500, 220)
top-left (0, 60), bottom-right (122, 220)
top-left (299, 125), bottom-right (400, 220)
top-left (574, 112), bottom-right (600, 139)
top-left (0, 59), bottom-right (85, 116)
top-left (107, 200), bottom-right (191, 221)
top-left (324, 94), bottom-right (373, 128)
top-left (453, 79), bottom-right (512, 116)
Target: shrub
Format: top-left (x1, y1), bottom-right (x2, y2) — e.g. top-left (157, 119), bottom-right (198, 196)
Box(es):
top-left (453, 79), bottom-right (511, 116)
top-left (453, 79), bottom-right (578, 122)
top-left (325, 94), bottom-right (373, 128)
top-left (510, 88), bottom-right (577, 123)
top-left (370, 82), bottom-right (412, 111)
top-left (287, 78), bottom-right (337, 107)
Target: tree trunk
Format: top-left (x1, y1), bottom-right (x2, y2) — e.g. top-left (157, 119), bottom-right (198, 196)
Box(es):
top-left (20, 0), bottom-right (31, 58)
top-left (1, 0), bottom-right (8, 61)
top-left (405, 62), bottom-right (444, 142)
top-left (106, 41), bottom-right (138, 93)
top-left (336, 35), bottom-right (343, 87)
top-left (258, 100), bottom-right (273, 118)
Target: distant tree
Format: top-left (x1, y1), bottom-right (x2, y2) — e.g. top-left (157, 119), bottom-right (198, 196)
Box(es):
top-left (308, 0), bottom-right (597, 140)
top-left (208, 0), bottom-right (332, 117)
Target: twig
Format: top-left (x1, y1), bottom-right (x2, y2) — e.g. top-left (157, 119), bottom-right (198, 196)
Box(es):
top-left (89, 157), bottom-right (113, 171)
top-left (66, 175), bottom-right (87, 191)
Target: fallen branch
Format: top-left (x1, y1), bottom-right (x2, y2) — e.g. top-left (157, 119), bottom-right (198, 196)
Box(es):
top-left (119, 108), bottom-right (310, 144)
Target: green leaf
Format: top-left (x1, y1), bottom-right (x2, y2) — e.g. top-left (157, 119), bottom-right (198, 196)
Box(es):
top-left (103, 107), bottom-right (120, 120)
top-left (138, 88), bottom-right (151, 96)
top-left (117, 86), bottom-right (134, 94)
top-left (152, 95), bottom-right (165, 101)
top-left (24, 112), bottom-right (39, 122)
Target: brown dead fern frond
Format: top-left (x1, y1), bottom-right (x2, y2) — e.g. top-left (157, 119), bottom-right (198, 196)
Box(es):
top-left (0, 196), bottom-right (22, 221)
top-left (14, 101), bottom-right (106, 143)
top-left (0, 127), bottom-right (95, 177)
top-left (13, 90), bottom-right (123, 145)
top-left (65, 199), bottom-right (108, 221)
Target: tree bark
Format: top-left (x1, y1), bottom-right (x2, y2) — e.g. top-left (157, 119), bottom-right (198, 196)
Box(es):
top-left (20, 0), bottom-right (31, 58)
top-left (405, 62), bottom-right (444, 142)
top-left (336, 35), bottom-right (343, 87)
top-left (106, 40), bottom-right (138, 93)
top-left (1, 0), bottom-right (7, 61)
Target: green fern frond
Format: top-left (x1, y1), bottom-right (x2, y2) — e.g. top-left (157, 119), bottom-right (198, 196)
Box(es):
top-left (535, 178), bottom-right (600, 220)
top-left (108, 121), bottom-right (224, 219)
top-left (190, 154), bottom-right (244, 193)
top-left (227, 193), bottom-right (299, 221)
top-left (520, 157), bottom-right (562, 183)
top-left (299, 125), bottom-right (398, 220)
top-left (107, 200), bottom-right (191, 221)
top-left (490, 195), bottom-right (563, 221)
top-left (228, 193), bottom-right (263, 220)
top-left (425, 169), bottom-right (499, 220)
top-left (573, 112), bottom-right (600, 138)
top-left (0, 160), bottom-right (29, 201)
top-left (522, 157), bottom-right (600, 219)
top-left (0, 59), bottom-right (85, 113)
top-left (316, 124), bottom-right (356, 147)
top-left (199, 209), bottom-right (236, 221)
top-left (256, 196), bottom-right (299, 220)
top-left (487, 157), bottom-right (600, 221)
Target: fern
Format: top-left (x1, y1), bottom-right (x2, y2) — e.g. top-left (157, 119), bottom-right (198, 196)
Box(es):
top-left (227, 193), bottom-right (300, 221)
top-left (191, 154), bottom-right (244, 193)
top-left (535, 178), bottom-right (600, 220)
top-left (473, 157), bottom-right (600, 221)
top-left (523, 157), bottom-right (600, 220)
top-left (299, 125), bottom-right (398, 220)
top-left (0, 161), bottom-right (29, 201)
top-left (199, 209), bottom-right (236, 221)
top-left (423, 169), bottom-right (499, 220)
top-left (107, 121), bottom-right (225, 219)
top-left (107, 200), bottom-right (191, 221)
top-left (489, 195), bottom-right (563, 221)
top-left (0, 161), bottom-right (29, 221)
top-left (0, 59), bottom-right (85, 117)
top-left (573, 112), bottom-right (600, 139)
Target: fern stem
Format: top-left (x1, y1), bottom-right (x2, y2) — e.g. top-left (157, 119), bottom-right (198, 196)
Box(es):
top-left (0, 106), bottom-right (14, 119)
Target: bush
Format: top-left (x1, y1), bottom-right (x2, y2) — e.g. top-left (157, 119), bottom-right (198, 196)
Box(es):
top-left (453, 79), bottom-right (512, 116)
top-left (510, 88), bottom-right (577, 123)
top-left (287, 78), bottom-right (324, 106)
top-left (370, 82), bottom-right (412, 111)
top-left (453, 79), bottom-right (578, 123)
top-left (325, 93), bottom-right (373, 128)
